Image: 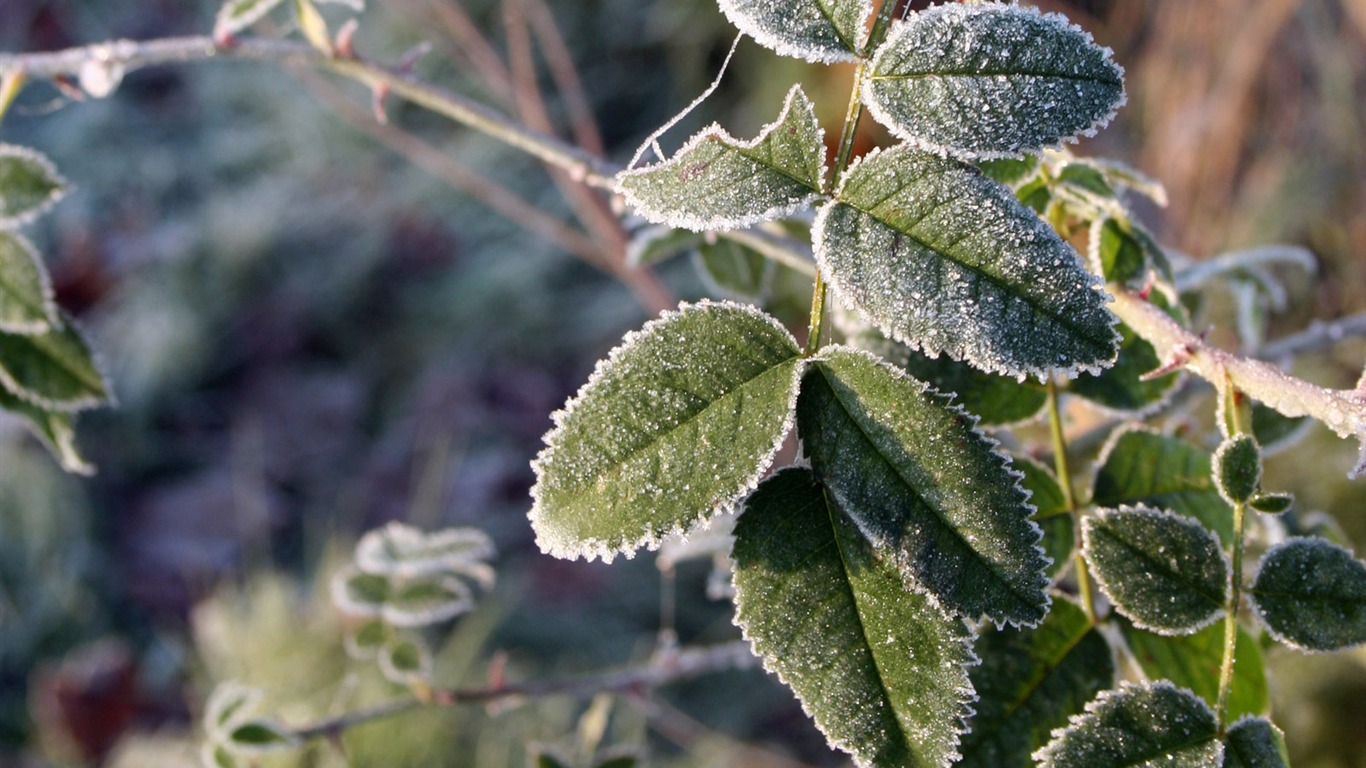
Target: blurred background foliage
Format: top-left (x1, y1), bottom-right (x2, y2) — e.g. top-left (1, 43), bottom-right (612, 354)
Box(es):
top-left (0, 0), bottom-right (1363, 765)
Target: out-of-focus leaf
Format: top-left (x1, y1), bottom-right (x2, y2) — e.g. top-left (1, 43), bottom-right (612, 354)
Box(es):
top-left (864, 3), bottom-right (1125, 158)
top-left (1092, 426), bottom-right (1233, 544)
top-left (815, 145), bottom-right (1118, 380)
top-left (0, 144), bottom-right (66, 229)
top-left (1068, 321), bottom-right (1178, 414)
top-left (382, 576), bottom-right (473, 627)
top-left (959, 598), bottom-right (1113, 767)
top-left (293, 0), bottom-right (333, 54)
top-left (0, 316), bottom-right (113, 412)
top-left (1014, 456), bottom-right (1073, 580)
top-left (355, 522), bottom-right (495, 584)
top-left (1248, 493), bottom-right (1292, 515)
top-left (530, 301), bottom-right (804, 562)
top-left (343, 618), bottom-right (388, 660)
top-left (1121, 620), bottom-right (1268, 721)
top-left (618, 86), bottom-right (825, 231)
top-left (330, 565), bottom-right (389, 617)
top-left (0, 385), bottom-right (93, 475)
top-left (732, 468), bottom-right (974, 768)
top-left (798, 346), bottom-right (1049, 625)
top-left (214, 0), bottom-right (289, 39)
top-left (718, 0), bottom-right (872, 62)
top-left (0, 231), bottom-right (56, 334)
top-left (976, 155), bottom-right (1041, 188)
top-left (226, 720), bottom-right (299, 753)
top-left (1250, 537), bottom-right (1366, 651)
top-left (694, 237), bottom-right (770, 299)
top-left (1034, 682), bottom-right (1221, 767)
top-left (1083, 505), bottom-right (1227, 635)
top-left (378, 633), bottom-right (432, 685)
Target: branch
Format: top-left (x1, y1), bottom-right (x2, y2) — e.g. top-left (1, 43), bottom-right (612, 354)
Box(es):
top-left (1255, 311), bottom-right (1366, 360)
top-left (1110, 288), bottom-right (1366, 478)
top-left (290, 640), bottom-right (757, 742)
top-left (0, 35), bottom-right (619, 189)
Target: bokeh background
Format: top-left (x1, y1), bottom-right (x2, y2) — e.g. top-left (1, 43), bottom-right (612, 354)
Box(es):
top-left (1, 0), bottom-right (1364, 765)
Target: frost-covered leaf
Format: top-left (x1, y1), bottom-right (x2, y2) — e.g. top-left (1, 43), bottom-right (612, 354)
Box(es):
top-left (625, 225), bottom-right (701, 268)
top-left (1250, 537), bottom-right (1366, 651)
top-left (732, 468), bottom-right (975, 768)
top-left (203, 743), bottom-right (236, 768)
top-left (226, 720), bottom-right (300, 754)
top-left (1248, 492), bottom-right (1292, 515)
top-left (378, 633), bottom-right (433, 685)
top-left (976, 155), bottom-right (1041, 188)
top-left (1090, 218), bottom-right (1143, 286)
top-left (330, 565), bottom-right (389, 617)
top-left (355, 522), bottom-right (495, 584)
top-left (0, 385), bottom-right (94, 475)
top-left (694, 237), bottom-right (771, 299)
top-left (618, 86), bottom-right (825, 231)
top-left (853, 329), bottom-right (1047, 425)
top-left (214, 0), bottom-right (288, 39)
top-left (718, 0), bottom-right (872, 63)
top-left (293, 0), bottom-right (333, 55)
top-left (1092, 426), bottom-right (1233, 544)
top-left (1083, 505), bottom-right (1228, 635)
top-left (864, 3), bottom-right (1125, 158)
top-left (1121, 620), bottom-right (1268, 722)
top-left (959, 598), bottom-right (1113, 767)
top-left (1075, 157), bottom-right (1168, 207)
top-left (0, 231), bottom-right (57, 334)
top-left (0, 144), bottom-right (67, 229)
top-left (815, 146), bottom-right (1118, 379)
top-left (343, 618), bottom-right (388, 660)
top-left (1214, 434), bottom-right (1262, 506)
top-left (0, 315), bottom-right (112, 412)
top-left (531, 301), bottom-right (804, 562)
top-left (382, 575), bottom-right (474, 627)
top-left (1222, 717), bottom-right (1290, 768)
top-left (1068, 321), bottom-right (1178, 415)
top-left (1035, 681), bottom-right (1221, 767)
top-left (798, 346), bottom-right (1049, 625)
top-left (1251, 400), bottom-right (1310, 454)
top-left (204, 682), bottom-right (261, 735)
top-left (1015, 456), bottom-right (1073, 580)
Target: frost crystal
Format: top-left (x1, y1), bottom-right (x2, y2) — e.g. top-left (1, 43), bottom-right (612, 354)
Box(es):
top-left (617, 85), bottom-right (826, 232)
top-left (1034, 681), bottom-right (1222, 767)
top-left (1249, 537), bottom-right (1366, 652)
top-left (719, 0), bottom-right (873, 63)
top-left (865, 2), bottom-right (1126, 159)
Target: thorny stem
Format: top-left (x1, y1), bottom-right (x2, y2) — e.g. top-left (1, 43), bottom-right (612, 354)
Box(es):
top-left (1046, 378), bottom-right (1097, 624)
top-left (288, 641), bottom-right (756, 742)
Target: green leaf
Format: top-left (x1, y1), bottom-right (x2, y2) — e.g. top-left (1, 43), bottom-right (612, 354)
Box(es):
top-left (379, 633), bottom-right (433, 685)
top-left (625, 225), bottom-right (702, 268)
top-left (533, 749), bottom-right (573, 768)
top-left (0, 315), bottom-right (113, 412)
top-left (382, 576), bottom-right (473, 627)
top-left (531, 301), bottom-right (804, 562)
top-left (1248, 493), bottom-right (1293, 515)
top-left (1035, 681), bottom-right (1221, 767)
top-left (0, 231), bottom-right (57, 335)
top-left (798, 346), bottom-right (1049, 625)
top-left (205, 744), bottom-right (236, 768)
top-left (355, 522), bottom-right (495, 583)
top-left (976, 155), bottom-right (1042, 188)
top-left (852, 329), bottom-right (1047, 425)
top-left (1068, 321), bottom-right (1179, 415)
top-left (1091, 218), bottom-right (1144, 285)
top-left (694, 237), bottom-right (771, 299)
top-left (214, 0), bottom-right (288, 39)
top-left (1082, 505), bottom-right (1228, 635)
top-left (815, 145), bottom-right (1119, 379)
top-left (1121, 620), bottom-right (1269, 722)
top-left (718, 0), bottom-right (872, 63)
top-left (1251, 400), bottom-right (1310, 453)
top-left (0, 385), bottom-right (94, 475)
top-left (343, 618), bottom-right (389, 660)
top-left (732, 468), bottom-right (975, 768)
top-left (227, 720), bottom-right (299, 753)
top-left (1250, 537), bottom-right (1366, 651)
top-left (864, 3), bottom-right (1125, 158)
top-left (330, 565), bottom-right (390, 617)
top-left (1222, 717), bottom-right (1290, 768)
top-left (1092, 426), bottom-right (1234, 544)
top-left (1214, 434), bottom-right (1262, 506)
top-left (959, 598), bottom-right (1114, 767)
top-left (204, 682), bottom-right (261, 734)
top-left (618, 86), bottom-right (825, 231)
top-left (1014, 456), bottom-right (1074, 580)
top-left (0, 144), bottom-right (67, 228)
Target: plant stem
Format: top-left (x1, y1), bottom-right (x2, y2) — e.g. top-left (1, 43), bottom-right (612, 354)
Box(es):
top-left (1046, 378), bottom-right (1097, 623)
top-left (1215, 498), bottom-right (1247, 734)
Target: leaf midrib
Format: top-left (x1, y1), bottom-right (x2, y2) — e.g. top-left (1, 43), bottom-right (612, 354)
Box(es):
top-left (1097, 525), bottom-right (1225, 611)
top-left (870, 69), bottom-right (1121, 86)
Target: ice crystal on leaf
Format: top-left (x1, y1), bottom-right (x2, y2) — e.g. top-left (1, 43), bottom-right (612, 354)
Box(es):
top-left (718, 0), bottom-right (873, 63)
top-left (0, 144), bottom-right (67, 229)
top-left (531, 301), bottom-right (804, 562)
top-left (732, 468), bottom-right (975, 768)
top-left (864, 2), bottom-right (1125, 159)
top-left (814, 146), bottom-right (1119, 380)
top-left (1223, 717), bottom-right (1291, 768)
top-left (1249, 537), bottom-right (1366, 652)
top-left (617, 86), bottom-right (825, 232)
top-left (1035, 681), bottom-right (1222, 767)
top-left (0, 314), bottom-right (113, 412)
top-left (0, 232), bottom-right (58, 335)
top-left (797, 346), bottom-right (1050, 626)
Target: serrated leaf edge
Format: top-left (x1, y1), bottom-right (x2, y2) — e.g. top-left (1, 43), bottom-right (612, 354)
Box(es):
top-left (1032, 680), bottom-right (1223, 767)
top-left (529, 299), bottom-right (805, 563)
top-left (617, 85), bottom-right (827, 232)
top-left (811, 344), bottom-right (1053, 628)
top-left (863, 4), bottom-right (1127, 161)
top-left (0, 313), bottom-right (116, 412)
top-left (717, 0), bottom-right (873, 64)
top-left (0, 144), bottom-right (69, 230)
top-left (816, 145), bottom-right (1121, 382)
top-left (1248, 536), bottom-right (1366, 653)
top-left (1081, 504), bottom-right (1229, 636)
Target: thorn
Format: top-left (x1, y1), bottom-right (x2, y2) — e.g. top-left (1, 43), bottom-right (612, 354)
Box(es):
top-left (1141, 343), bottom-right (1192, 381)
top-left (1136, 270), bottom-right (1155, 301)
top-left (213, 30), bottom-right (237, 49)
top-left (371, 81), bottom-right (389, 124)
top-left (396, 42), bottom-right (432, 74)
top-left (336, 19), bottom-right (359, 60)
top-left (51, 75), bottom-right (86, 102)
top-left (485, 650), bottom-right (507, 691)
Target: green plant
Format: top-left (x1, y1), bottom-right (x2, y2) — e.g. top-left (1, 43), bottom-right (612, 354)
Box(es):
top-left (3, 0), bottom-right (1366, 766)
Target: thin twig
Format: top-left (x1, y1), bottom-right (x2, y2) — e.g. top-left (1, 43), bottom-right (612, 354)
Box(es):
top-left (525, 0), bottom-right (605, 157)
top-left (1255, 312), bottom-right (1366, 360)
top-left (290, 640), bottom-right (757, 742)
